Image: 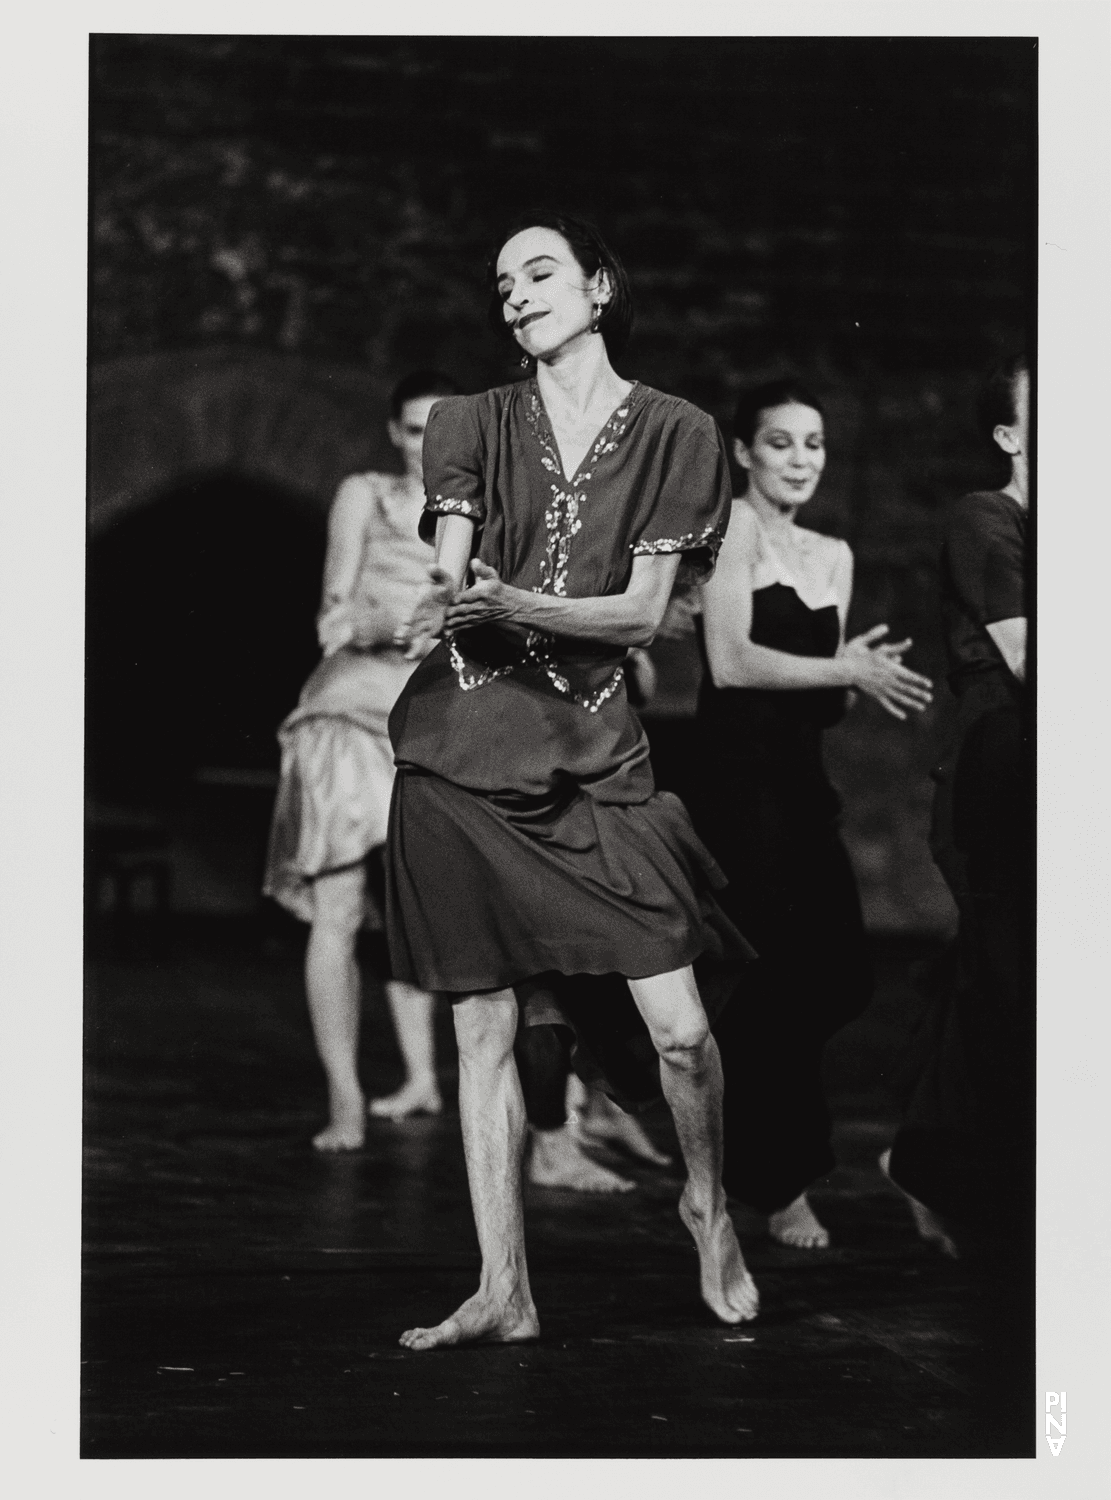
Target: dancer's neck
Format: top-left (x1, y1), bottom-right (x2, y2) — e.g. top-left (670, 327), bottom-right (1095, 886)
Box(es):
top-left (535, 334), bottom-right (631, 420)
top-left (1001, 456), bottom-right (1028, 510)
top-left (748, 490), bottom-right (801, 537)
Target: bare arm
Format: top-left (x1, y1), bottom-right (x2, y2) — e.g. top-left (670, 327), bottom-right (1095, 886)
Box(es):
top-left (318, 478), bottom-right (400, 657)
top-left (700, 502), bottom-right (932, 719)
top-left (434, 512), bottom-right (477, 592)
top-left (701, 514), bottom-right (855, 690)
top-left (986, 616), bottom-right (1027, 682)
top-left (394, 513), bottom-right (479, 659)
top-left (318, 477), bottom-right (372, 609)
top-left (445, 551), bottom-right (682, 649)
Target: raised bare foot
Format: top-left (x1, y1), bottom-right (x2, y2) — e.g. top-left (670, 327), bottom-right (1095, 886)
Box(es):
top-left (527, 1125), bottom-right (635, 1193)
top-left (768, 1193), bottom-right (830, 1249)
top-left (574, 1090), bottom-right (673, 1168)
top-left (879, 1149), bottom-right (960, 1259)
top-left (399, 1285), bottom-right (540, 1352)
top-left (368, 1077), bottom-right (443, 1120)
top-left (679, 1186), bottom-right (759, 1324)
top-left (312, 1095), bottom-right (366, 1152)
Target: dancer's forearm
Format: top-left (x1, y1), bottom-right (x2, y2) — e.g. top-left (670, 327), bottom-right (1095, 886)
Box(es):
top-left (504, 587), bottom-right (670, 649)
top-left (434, 514), bottom-right (478, 590)
top-left (705, 633), bottom-right (855, 691)
top-left (446, 551), bottom-right (683, 650)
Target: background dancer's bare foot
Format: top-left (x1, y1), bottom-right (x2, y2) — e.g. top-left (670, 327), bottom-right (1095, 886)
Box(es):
top-left (368, 1078), bottom-right (443, 1119)
top-left (312, 1094), bottom-right (366, 1152)
top-left (768, 1193), bottom-right (830, 1249)
top-left (574, 1088), bottom-right (673, 1168)
top-left (879, 1149), bottom-right (960, 1259)
top-left (399, 1285), bottom-right (540, 1351)
top-left (679, 1186), bottom-right (759, 1323)
top-left (527, 1126), bottom-right (635, 1193)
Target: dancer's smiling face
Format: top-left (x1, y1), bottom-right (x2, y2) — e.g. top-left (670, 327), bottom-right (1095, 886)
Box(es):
top-left (734, 402), bottom-right (826, 508)
top-left (495, 226), bottom-right (609, 362)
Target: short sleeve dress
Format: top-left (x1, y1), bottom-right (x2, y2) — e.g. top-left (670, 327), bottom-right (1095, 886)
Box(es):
top-left (384, 380), bottom-right (754, 1106)
top-left (263, 472), bottom-right (433, 925)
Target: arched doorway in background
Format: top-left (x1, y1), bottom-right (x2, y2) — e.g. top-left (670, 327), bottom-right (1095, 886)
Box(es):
top-left (87, 348), bottom-right (390, 914)
top-left (86, 472), bottom-right (326, 804)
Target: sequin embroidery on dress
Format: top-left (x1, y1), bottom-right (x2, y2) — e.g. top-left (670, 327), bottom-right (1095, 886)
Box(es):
top-left (447, 382), bottom-right (639, 713)
top-left (430, 495), bottom-right (482, 521)
top-left (632, 523), bottom-right (722, 558)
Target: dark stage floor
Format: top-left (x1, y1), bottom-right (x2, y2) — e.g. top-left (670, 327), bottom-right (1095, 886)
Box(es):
top-left (82, 918), bottom-right (1031, 1459)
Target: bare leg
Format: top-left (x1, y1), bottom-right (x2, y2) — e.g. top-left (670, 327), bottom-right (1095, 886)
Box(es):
top-left (879, 1149), bottom-right (960, 1259)
top-left (368, 981), bottom-right (443, 1118)
top-left (305, 867), bottom-right (366, 1152)
top-left (572, 1076), bottom-right (673, 1168)
top-left (400, 993), bottom-right (540, 1350)
top-left (768, 1193), bottom-right (830, 1249)
top-left (628, 967), bottom-right (759, 1323)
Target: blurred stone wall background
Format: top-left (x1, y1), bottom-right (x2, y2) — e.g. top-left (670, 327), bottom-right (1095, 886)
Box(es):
top-left (88, 35), bottom-right (1035, 932)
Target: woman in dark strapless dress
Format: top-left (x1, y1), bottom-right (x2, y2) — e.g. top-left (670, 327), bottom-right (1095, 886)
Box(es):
top-left (691, 380), bottom-right (934, 1248)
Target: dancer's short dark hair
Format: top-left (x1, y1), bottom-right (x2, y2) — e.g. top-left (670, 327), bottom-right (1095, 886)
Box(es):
top-left (390, 369), bottom-right (462, 420)
top-left (732, 379), bottom-right (826, 446)
top-left (976, 353), bottom-right (1028, 448)
top-left (485, 212), bottom-right (634, 358)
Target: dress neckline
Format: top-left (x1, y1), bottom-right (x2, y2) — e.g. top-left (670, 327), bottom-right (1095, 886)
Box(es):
top-left (745, 501), bottom-right (843, 614)
top-left (375, 471), bottom-right (425, 524)
top-left (526, 378), bottom-right (642, 485)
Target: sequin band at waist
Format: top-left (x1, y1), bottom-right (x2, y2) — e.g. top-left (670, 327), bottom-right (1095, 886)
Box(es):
top-left (446, 629), bottom-right (628, 714)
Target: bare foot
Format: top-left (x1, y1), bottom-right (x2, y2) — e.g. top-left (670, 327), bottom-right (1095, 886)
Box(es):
top-left (574, 1090), bottom-right (673, 1168)
top-left (527, 1125), bottom-right (635, 1193)
top-left (312, 1095), bottom-right (366, 1152)
top-left (399, 1284), bottom-right (540, 1352)
top-left (368, 1078), bottom-right (443, 1120)
top-left (679, 1186), bottom-right (759, 1324)
top-left (879, 1149), bottom-right (960, 1259)
top-left (768, 1193), bottom-right (830, 1249)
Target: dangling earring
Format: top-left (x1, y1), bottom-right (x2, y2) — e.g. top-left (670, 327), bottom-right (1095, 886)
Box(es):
top-left (519, 352), bottom-right (532, 369)
top-left (590, 303), bottom-right (602, 334)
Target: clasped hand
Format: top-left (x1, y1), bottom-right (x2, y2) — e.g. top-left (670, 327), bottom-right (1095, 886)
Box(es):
top-left (842, 624), bottom-right (934, 720)
top-left (394, 559), bottom-right (521, 662)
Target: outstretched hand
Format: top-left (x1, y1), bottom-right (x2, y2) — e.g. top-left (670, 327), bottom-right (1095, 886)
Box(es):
top-left (395, 564), bottom-right (457, 661)
top-left (843, 624), bottom-right (933, 720)
top-left (443, 559), bottom-right (521, 632)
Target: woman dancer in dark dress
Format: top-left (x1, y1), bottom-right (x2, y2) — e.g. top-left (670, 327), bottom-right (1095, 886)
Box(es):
top-left (694, 381), bottom-right (933, 1248)
top-left (349, 214), bottom-right (759, 1348)
top-left (883, 355), bottom-right (1031, 1257)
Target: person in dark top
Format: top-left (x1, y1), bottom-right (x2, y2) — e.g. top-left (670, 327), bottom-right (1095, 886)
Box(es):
top-left (883, 354), bottom-right (1031, 1257)
top-left (691, 380), bottom-right (934, 1248)
top-left (344, 214), bottom-right (760, 1349)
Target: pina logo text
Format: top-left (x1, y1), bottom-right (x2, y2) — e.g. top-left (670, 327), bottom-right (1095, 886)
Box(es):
top-left (1045, 1392), bottom-right (1066, 1456)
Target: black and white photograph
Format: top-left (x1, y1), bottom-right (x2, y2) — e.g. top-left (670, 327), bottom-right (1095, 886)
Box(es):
top-left (3, 3), bottom-right (1108, 1493)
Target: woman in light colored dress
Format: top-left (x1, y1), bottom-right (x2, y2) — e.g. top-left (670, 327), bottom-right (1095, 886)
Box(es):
top-left (264, 371), bottom-right (459, 1150)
